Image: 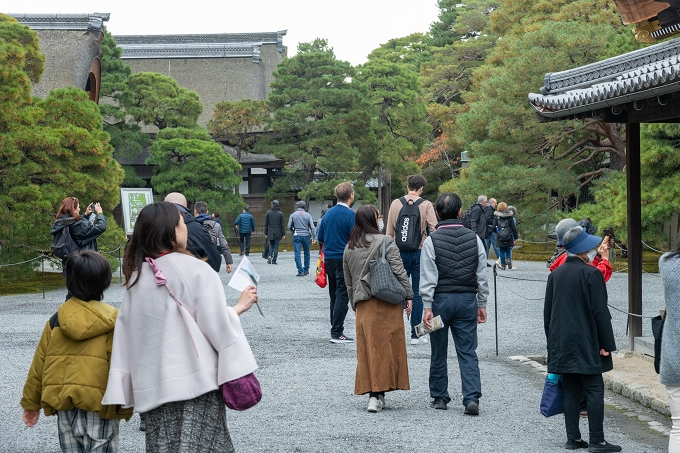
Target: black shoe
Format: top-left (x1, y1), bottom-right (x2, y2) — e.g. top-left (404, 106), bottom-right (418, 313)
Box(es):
top-left (267, 256), bottom-right (272, 264)
top-left (486, 263), bottom-right (492, 267)
top-left (588, 441), bottom-right (622, 452)
top-left (430, 397), bottom-right (448, 410)
top-left (303, 272), bottom-right (309, 275)
top-left (464, 400), bottom-right (479, 416)
top-left (565, 439), bottom-right (589, 450)
top-left (296, 273), bottom-right (304, 277)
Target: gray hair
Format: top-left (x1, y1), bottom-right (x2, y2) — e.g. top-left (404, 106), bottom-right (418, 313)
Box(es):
top-left (562, 226), bottom-right (583, 246)
top-left (477, 195), bottom-right (487, 203)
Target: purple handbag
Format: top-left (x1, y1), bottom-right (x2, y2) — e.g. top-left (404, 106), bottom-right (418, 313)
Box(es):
top-left (221, 372), bottom-right (262, 411)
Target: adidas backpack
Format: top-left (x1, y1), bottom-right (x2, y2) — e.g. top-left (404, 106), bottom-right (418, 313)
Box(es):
top-left (395, 197), bottom-right (424, 251)
top-left (51, 226), bottom-right (79, 260)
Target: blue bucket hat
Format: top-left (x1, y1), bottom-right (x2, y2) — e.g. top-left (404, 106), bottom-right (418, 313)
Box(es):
top-left (564, 229), bottom-right (601, 254)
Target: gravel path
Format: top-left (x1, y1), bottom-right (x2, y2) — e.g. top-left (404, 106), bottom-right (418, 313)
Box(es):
top-left (0, 253), bottom-right (668, 452)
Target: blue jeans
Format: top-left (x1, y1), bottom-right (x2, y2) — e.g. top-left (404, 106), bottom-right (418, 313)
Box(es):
top-left (325, 258), bottom-right (349, 338)
top-left (487, 232), bottom-right (500, 258)
top-left (239, 232), bottom-right (251, 255)
top-left (293, 235), bottom-right (311, 274)
top-left (429, 292), bottom-right (481, 406)
top-left (499, 246), bottom-right (512, 265)
top-left (269, 238), bottom-right (281, 263)
top-left (400, 249), bottom-right (422, 339)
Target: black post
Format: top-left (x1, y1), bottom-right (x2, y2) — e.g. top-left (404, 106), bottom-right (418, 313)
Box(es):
top-left (626, 122), bottom-right (643, 350)
top-left (118, 245), bottom-right (122, 282)
top-left (41, 252), bottom-right (45, 300)
top-left (494, 263), bottom-right (498, 356)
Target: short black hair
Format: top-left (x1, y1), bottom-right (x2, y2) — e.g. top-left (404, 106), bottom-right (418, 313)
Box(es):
top-left (435, 192), bottom-right (462, 221)
top-left (194, 201), bottom-right (208, 214)
top-left (243, 206), bottom-right (250, 212)
top-left (65, 250), bottom-right (112, 301)
top-left (407, 175), bottom-right (427, 191)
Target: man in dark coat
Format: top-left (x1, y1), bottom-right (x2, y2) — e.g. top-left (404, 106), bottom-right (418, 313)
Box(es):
top-left (469, 195), bottom-right (489, 256)
top-left (264, 200), bottom-right (285, 264)
top-left (164, 192), bottom-right (221, 272)
top-left (544, 225), bottom-right (620, 452)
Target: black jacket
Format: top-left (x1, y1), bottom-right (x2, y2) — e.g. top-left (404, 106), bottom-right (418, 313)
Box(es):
top-left (50, 214), bottom-right (107, 251)
top-left (483, 205), bottom-right (495, 235)
top-left (429, 219), bottom-right (479, 294)
top-left (264, 207), bottom-right (285, 241)
top-left (492, 210), bottom-right (518, 248)
top-left (469, 203), bottom-right (488, 240)
top-left (544, 256), bottom-right (616, 375)
top-left (177, 205), bottom-right (221, 272)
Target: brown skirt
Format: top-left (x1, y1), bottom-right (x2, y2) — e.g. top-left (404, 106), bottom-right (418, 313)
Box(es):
top-left (354, 297), bottom-right (410, 395)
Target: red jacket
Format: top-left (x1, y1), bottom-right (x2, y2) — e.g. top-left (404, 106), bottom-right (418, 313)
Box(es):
top-left (550, 252), bottom-right (612, 282)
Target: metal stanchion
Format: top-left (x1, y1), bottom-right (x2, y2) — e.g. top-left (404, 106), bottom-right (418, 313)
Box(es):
top-left (41, 252), bottom-right (45, 299)
top-left (118, 245), bottom-right (122, 282)
top-left (493, 263), bottom-right (498, 356)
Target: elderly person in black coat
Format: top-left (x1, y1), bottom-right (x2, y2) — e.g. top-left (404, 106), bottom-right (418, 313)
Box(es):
top-left (544, 225), bottom-right (620, 453)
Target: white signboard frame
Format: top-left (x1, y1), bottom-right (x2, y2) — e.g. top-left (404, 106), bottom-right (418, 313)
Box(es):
top-left (120, 188), bottom-right (154, 235)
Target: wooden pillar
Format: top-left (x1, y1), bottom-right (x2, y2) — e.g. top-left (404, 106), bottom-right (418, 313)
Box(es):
top-left (626, 122), bottom-right (642, 350)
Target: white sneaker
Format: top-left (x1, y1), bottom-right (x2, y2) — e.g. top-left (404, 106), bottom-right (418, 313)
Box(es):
top-left (496, 259), bottom-right (502, 267)
top-left (410, 337), bottom-right (429, 345)
top-left (367, 397), bottom-right (383, 413)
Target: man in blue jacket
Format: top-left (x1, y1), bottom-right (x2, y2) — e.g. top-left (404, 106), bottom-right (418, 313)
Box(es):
top-left (317, 182), bottom-right (355, 344)
top-left (234, 206), bottom-right (256, 256)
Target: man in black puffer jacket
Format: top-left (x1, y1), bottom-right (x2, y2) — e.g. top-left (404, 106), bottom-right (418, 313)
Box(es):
top-left (164, 192), bottom-right (221, 272)
top-left (420, 192), bottom-right (489, 415)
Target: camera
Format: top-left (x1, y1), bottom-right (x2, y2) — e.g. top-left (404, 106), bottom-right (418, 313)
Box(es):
top-left (602, 227), bottom-right (616, 242)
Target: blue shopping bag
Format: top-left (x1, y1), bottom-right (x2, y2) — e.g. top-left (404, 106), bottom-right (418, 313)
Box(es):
top-left (540, 373), bottom-right (564, 417)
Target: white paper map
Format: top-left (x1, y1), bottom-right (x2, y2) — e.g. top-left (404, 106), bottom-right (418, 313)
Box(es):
top-left (228, 256), bottom-right (260, 292)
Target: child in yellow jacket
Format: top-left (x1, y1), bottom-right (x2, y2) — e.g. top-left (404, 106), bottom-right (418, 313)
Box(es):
top-left (21, 250), bottom-right (133, 452)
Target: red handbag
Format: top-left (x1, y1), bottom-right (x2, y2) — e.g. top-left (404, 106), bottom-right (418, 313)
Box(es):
top-left (315, 247), bottom-right (327, 288)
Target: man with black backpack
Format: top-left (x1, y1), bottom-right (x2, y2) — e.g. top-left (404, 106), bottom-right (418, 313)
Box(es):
top-left (386, 175), bottom-right (438, 345)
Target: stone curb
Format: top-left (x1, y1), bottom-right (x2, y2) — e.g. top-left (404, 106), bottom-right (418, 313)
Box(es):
top-left (509, 355), bottom-right (671, 417)
top-left (603, 374), bottom-right (670, 417)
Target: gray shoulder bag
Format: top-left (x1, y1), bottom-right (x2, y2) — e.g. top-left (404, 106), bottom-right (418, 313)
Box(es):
top-left (369, 236), bottom-right (407, 304)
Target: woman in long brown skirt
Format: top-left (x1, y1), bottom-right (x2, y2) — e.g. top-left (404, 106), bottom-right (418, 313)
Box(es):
top-left (343, 205), bottom-right (413, 412)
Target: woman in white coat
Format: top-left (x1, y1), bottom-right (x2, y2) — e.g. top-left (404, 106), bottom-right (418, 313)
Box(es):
top-left (102, 202), bottom-right (258, 452)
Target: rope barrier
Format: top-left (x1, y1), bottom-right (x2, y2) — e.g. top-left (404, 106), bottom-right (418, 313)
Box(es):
top-left (493, 268), bottom-right (659, 317)
top-left (642, 240), bottom-right (668, 254)
top-left (607, 303), bottom-right (658, 319)
top-left (98, 245), bottom-right (122, 255)
top-left (494, 276), bottom-right (545, 300)
top-left (520, 239), bottom-right (556, 245)
top-left (0, 255), bottom-right (45, 267)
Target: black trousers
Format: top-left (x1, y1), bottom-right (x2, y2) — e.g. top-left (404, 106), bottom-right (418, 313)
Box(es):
top-left (325, 258), bottom-right (349, 338)
top-left (562, 373), bottom-right (605, 444)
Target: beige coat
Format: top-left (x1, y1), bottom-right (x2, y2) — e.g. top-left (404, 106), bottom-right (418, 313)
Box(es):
top-left (343, 234), bottom-right (414, 310)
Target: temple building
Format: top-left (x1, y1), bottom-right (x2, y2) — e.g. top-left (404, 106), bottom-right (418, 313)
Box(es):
top-left (10, 13), bottom-right (109, 103)
top-left (114, 31), bottom-right (287, 128)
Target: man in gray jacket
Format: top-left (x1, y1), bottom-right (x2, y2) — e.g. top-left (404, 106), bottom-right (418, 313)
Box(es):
top-left (288, 201), bottom-right (317, 276)
top-left (420, 192), bottom-right (489, 415)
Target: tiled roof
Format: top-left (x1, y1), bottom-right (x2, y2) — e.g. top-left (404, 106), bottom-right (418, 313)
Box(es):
top-left (529, 36), bottom-right (680, 118)
top-left (114, 31), bottom-right (287, 62)
top-left (10, 13), bottom-right (109, 32)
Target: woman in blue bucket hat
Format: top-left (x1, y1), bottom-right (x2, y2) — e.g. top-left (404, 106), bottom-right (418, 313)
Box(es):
top-left (544, 226), bottom-right (620, 452)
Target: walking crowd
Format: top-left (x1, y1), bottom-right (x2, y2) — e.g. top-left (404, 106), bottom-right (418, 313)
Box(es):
top-left (18, 175), bottom-right (680, 453)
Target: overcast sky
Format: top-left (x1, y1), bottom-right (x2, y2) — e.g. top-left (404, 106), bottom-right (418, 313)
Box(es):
top-left (8, 0), bottom-right (439, 66)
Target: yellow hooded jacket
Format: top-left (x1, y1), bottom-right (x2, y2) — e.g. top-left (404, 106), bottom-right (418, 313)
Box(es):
top-left (21, 298), bottom-right (133, 420)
